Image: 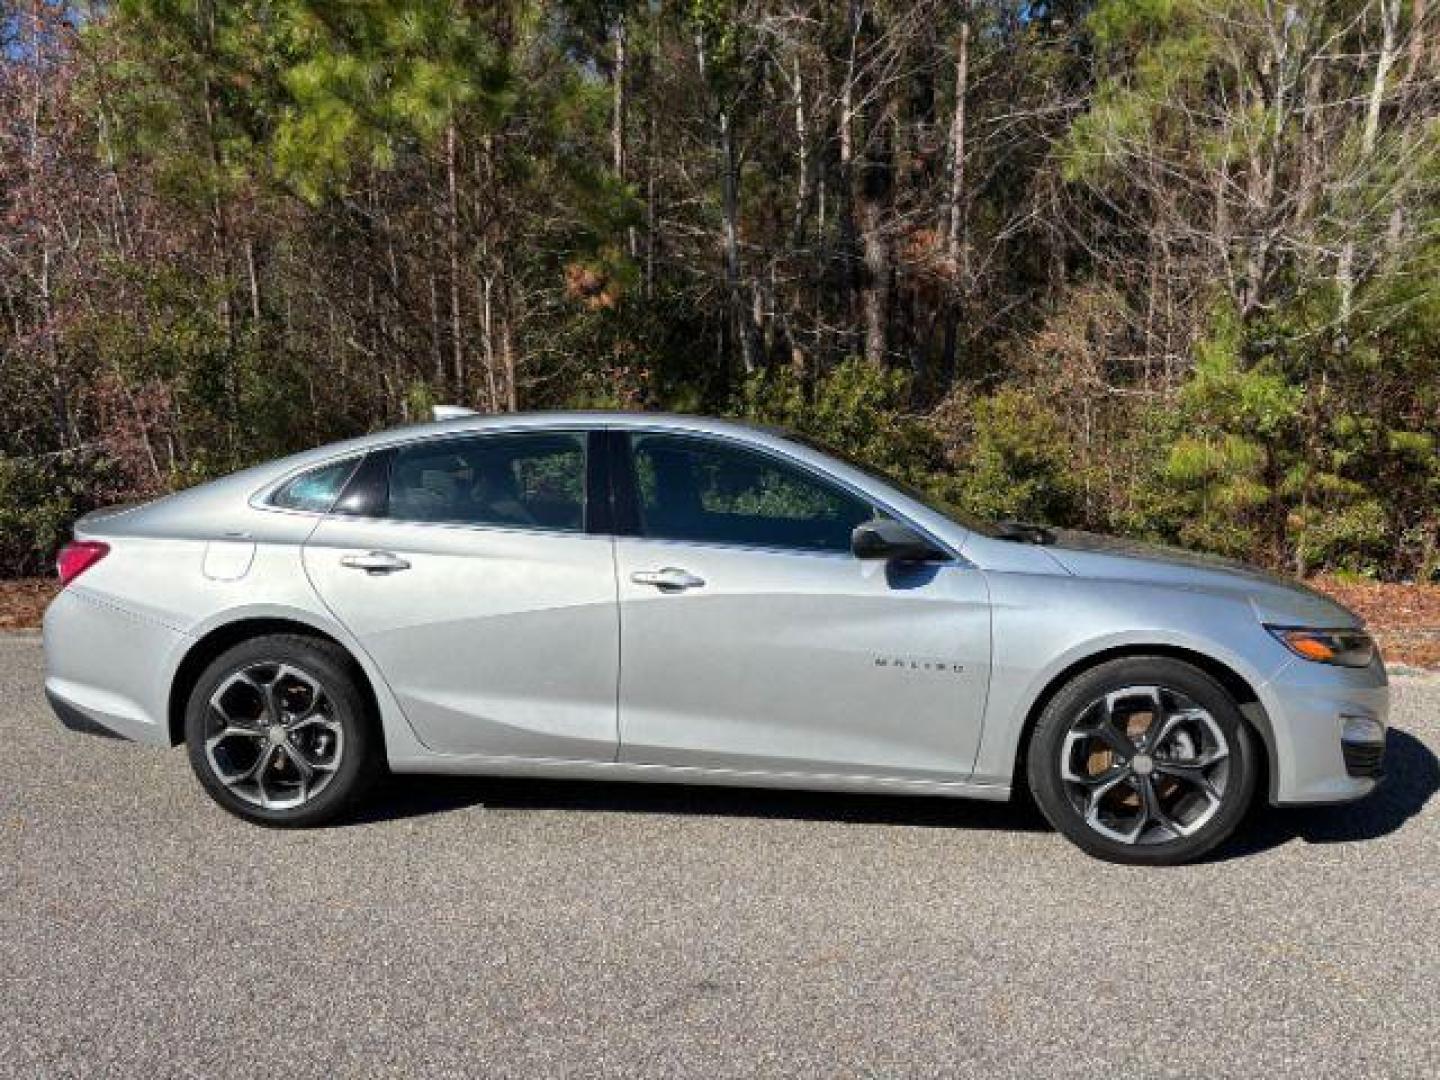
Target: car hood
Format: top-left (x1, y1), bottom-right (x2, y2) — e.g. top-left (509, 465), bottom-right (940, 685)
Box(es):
top-left (1040, 529), bottom-right (1362, 629)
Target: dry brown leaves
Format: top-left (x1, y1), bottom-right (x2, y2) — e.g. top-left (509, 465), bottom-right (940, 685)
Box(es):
top-left (1309, 576), bottom-right (1440, 670)
top-left (0, 579), bottom-right (55, 631)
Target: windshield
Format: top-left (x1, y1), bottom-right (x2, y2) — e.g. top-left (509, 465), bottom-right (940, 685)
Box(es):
top-left (780, 432), bottom-right (1002, 539)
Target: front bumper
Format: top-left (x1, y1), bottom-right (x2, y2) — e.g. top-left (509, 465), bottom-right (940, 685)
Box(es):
top-left (1339, 737), bottom-right (1385, 779)
top-left (1260, 653), bottom-right (1388, 805)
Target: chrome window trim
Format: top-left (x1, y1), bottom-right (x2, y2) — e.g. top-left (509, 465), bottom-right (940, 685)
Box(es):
top-left (615, 533), bottom-right (941, 564)
top-left (294, 513), bottom-right (605, 542)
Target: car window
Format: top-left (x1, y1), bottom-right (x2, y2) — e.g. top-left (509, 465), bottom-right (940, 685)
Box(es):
top-left (269, 458), bottom-right (359, 513)
top-left (379, 432), bottom-right (586, 531)
top-left (781, 431), bottom-right (1001, 539)
top-left (628, 433), bottom-right (873, 553)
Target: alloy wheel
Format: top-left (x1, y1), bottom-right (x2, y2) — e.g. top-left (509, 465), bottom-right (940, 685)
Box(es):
top-left (1058, 684), bottom-right (1231, 846)
top-left (203, 662), bottom-right (345, 810)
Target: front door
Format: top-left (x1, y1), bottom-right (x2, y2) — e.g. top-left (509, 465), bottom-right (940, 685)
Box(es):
top-left (303, 429), bottom-right (619, 759)
top-left (612, 431), bottom-right (991, 781)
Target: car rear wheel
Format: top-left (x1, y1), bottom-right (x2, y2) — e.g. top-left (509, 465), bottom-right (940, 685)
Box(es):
top-left (1026, 657), bottom-right (1259, 865)
top-left (184, 634), bottom-right (382, 827)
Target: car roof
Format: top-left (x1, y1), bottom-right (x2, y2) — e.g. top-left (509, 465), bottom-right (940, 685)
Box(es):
top-left (386, 410), bottom-right (783, 439)
top-left (285, 411), bottom-right (791, 463)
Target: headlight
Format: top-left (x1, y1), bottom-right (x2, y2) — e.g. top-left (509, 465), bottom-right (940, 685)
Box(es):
top-left (1266, 626), bottom-right (1377, 668)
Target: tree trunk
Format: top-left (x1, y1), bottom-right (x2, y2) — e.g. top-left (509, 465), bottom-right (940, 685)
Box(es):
top-left (1409, 0), bottom-right (1429, 77)
top-left (720, 107), bottom-right (759, 374)
top-left (244, 238), bottom-right (261, 324)
top-left (428, 271), bottom-right (444, 385)
top-left (612, 14), bottom-right (627, 177)
top-left (859, 188), bottom-right (889, 367)
top-left (791, 55), bottom-right (809, 245)
top-left (480, 273), bottom-right (499, 411)
top-left (613, 14), bottom-right (637, 259)
top-left (26, 2), bottom-right (69, 447)
top-left (1337, 0), bottom-right (1399, 324)
top-left (856, 43), bottom-right (895, 368)
top-left (501, 297), bottom-right (517, 412)
top-left (38, 246), bottom-right (70, 447)
top-left (838, 0), bottom-right (860, 347)
top-left (946, 19), bottom-right (969, 268)
top-left (1385, 0), bottom-right (1432, 254)
top-left (645, 110), bottom-right (657, 298)
top-left (446, 121), bottom-right (465, 398)
top-left (942, 17), bottom-right (970, 377)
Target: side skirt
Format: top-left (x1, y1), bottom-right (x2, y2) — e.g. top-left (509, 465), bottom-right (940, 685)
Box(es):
top-left (387, 752), bottom-right (1011, 801)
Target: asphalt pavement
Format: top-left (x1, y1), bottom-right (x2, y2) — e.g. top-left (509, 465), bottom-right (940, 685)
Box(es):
top-left (2, 634), bottom-right (1437, 1078)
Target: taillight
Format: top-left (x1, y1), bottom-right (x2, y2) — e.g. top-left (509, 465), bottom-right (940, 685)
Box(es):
top-left (57, 541), bottom-right (110, 587)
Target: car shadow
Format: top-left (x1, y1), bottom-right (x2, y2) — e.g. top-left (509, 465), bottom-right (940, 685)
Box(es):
top-left (347, 728), bottom-right (1437, 859)
top-left (349, 771), bottom-right (1052, 833)
top-left (1210, 727), bottom-right (1439, 861)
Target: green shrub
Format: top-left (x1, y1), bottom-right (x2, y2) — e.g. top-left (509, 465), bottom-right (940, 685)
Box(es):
top-left (734, 357), bottom-right (943, 486)
top-left (1290, 499), bottom-right (1391, 576)
top-left (0, 451), bottom-right (123, 577)
top-left (957, 388), bottom-right (1078, 524)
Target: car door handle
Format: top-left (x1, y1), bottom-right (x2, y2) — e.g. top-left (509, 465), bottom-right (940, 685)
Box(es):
top-left (630, 567), bottom-right (705, 591)
top-left (339, 551), bottom-right (411, 574)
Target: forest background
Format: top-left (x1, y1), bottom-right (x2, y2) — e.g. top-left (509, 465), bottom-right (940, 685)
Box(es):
top-left (2, 0), bottom-right (1437, 588)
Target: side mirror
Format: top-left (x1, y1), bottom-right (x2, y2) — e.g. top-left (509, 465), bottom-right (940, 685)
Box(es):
top-left (850, 519), bottom-right (948, 563)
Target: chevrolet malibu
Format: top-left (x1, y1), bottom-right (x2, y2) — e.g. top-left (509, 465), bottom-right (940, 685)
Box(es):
top-left (42, 411), bottom-right (1387, 864)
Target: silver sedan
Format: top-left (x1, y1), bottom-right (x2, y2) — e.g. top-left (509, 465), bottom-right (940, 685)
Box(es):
top-left (42, 412), bottom-right (1388, 864)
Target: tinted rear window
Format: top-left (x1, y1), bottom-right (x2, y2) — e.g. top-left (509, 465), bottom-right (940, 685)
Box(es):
top-left (336, 433), bottom-right (588, 532)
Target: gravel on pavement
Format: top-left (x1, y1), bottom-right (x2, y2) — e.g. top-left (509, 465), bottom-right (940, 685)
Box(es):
top-left (2, 635), bottom-right (1437, 1078)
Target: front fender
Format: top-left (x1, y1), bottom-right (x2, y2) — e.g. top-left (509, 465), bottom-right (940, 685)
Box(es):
top-left (970, 573), bottom-right (1289, 787)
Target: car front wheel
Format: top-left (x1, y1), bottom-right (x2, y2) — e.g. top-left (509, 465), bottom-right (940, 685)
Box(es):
top-left (1026, 657), bottom-right (1259, 865)
top-left (184, 634), bottom-right (382, 827)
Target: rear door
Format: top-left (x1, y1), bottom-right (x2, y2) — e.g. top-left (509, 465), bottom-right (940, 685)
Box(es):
top-left (611, 430), bottom-right (992, 782)
top-left (302, 429), bottom-right (619, 759)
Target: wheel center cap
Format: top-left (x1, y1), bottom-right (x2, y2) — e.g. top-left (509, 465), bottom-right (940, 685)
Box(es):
top-left (1132, 753), bottom-right (1155, 776)
top-left (267, 724), bottom-right (288, 745)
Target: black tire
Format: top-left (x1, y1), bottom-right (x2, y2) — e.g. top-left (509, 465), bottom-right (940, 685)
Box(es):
top-left (1026, 657), bottom-right (1259, 865)
top-left (184, 634), bottom-right (383, 827)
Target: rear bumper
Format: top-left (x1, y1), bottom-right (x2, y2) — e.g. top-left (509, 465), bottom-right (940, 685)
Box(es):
top-left (43, 588), bottom-right (188, 747)
top-left (1261, 655), bottom-right (1388, 805)
top-left (47, 688), bottom-right (126, 740)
